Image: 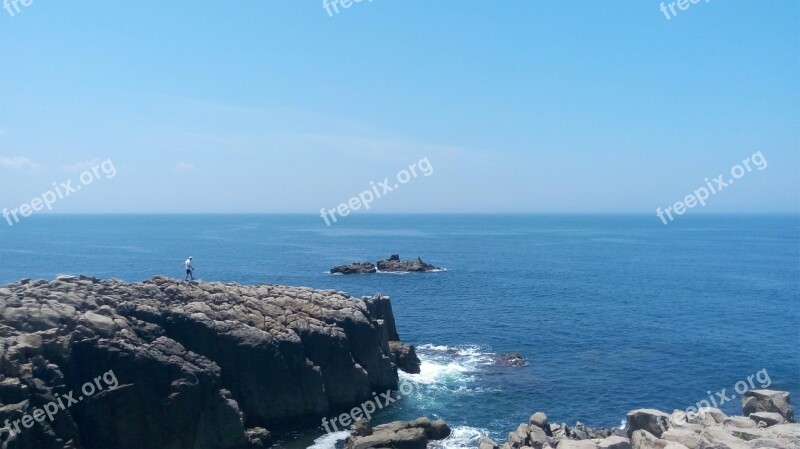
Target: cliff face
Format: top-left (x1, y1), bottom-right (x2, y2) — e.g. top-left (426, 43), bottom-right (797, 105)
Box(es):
top-left (0, 276), bottom-right (406, 449)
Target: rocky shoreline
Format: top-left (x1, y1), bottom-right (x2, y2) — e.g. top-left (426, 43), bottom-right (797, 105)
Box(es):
top-left (1, 276), bottom-right (797, 449)
top-left (340, 390), bottom-right (798, 449)
top-left (482, 389), bottom-right (798, 449)
top-left (0, 275), bottom-right (420, 449)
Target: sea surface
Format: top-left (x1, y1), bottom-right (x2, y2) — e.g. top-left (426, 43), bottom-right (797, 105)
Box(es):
top-left (1, 214), bottom-right (798, 448)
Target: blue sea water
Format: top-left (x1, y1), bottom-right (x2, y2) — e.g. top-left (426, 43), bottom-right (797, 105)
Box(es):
top-left (1, 214), bottom-right (798, 446)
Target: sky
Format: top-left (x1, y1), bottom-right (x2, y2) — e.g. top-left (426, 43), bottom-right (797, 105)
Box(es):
top-left (0, 0), bottom-right (797, 214)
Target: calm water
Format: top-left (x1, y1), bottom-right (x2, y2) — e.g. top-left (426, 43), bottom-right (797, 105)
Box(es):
top-left (1, 214), bottom-right (798, 444)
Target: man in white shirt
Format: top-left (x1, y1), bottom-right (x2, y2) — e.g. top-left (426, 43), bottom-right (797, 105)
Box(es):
top-left (182, 257), bottom-right (194, 281)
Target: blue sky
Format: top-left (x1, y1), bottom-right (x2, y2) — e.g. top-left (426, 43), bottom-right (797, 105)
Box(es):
top-left (0, 0), bottom-right (797, 213)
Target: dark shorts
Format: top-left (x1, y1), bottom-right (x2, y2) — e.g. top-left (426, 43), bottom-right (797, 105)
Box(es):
top-left (186, 269), bottom-right (192, 274)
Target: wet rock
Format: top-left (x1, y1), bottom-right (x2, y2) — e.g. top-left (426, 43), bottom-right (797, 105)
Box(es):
top-left (427, 419), bottom-right (451, 440)
top-left (498, 352), bottom-right (526, 367)
top-left (389, 341), bottom-right (421, 374)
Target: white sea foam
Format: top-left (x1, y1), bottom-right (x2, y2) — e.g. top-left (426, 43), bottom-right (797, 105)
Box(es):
top-left (430, 426), bottom-right (488, 449)
top-left (399, 344), bottom-right (495, 391)
top-left (307, 430), bottom-right (350, 449)
top-left (375, 268), bottom-right (448, 275)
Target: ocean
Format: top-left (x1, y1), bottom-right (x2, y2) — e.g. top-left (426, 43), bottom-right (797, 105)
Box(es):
top-left (1, 214), bottom-right (798, 448)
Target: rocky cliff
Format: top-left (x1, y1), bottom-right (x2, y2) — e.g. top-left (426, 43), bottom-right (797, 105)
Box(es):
top-left (0, 276), bottom-right (417, 449)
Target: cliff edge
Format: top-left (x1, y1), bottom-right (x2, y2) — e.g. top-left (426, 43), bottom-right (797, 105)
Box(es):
top-left (0, 275), bottom-right (414, 449)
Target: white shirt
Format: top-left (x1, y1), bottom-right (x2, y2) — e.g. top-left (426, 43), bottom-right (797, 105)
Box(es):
top-left (184, 259), bottom-right (193, 269)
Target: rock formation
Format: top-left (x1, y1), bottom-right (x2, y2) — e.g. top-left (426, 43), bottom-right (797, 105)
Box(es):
top-left (376, 255), bottom-right (441, 273)
top-left (331, 263), bottom-right (377, 275)
top-left (344, 417), bottom-right (451, 449)
top-left (493, 389), bottom-right (798, 449)
top-left (0, 275), bottom-right (415, 449)
top-left (496, 352), bottom-right (526, 367)
top-left (331, 255), bottom-right (442, 275)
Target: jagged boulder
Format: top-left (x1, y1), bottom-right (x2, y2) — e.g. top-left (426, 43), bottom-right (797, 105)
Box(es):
top-left (389, 341), bottom-right (422, 374)
top-left (626, 409), bottom-right (670, 438)
top-left (743, 389), bottom-right (795, 423)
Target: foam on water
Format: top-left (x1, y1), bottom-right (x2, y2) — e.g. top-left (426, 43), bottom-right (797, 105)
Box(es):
top-left (430, 426), bottom-right (488, 449)
top-left (400, 344), bottom-right (496, 392)
top-left (307, 431), bottom-right (350, 449)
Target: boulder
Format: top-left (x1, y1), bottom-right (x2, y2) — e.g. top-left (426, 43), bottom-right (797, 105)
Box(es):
top-left (555, 440), bottom-right (597, 449)
top-left (528, 425), bottom-right (549, 449)
top-left (596, 436), bottom-right (631, 449)
top-left (389, 341), bottom-right (422, 374)
top-left (345, 417), bottom-right (449, 449)
top-left (661, 428), bottom-right (709, 449)
top-left (352, 418), bottom-right (374, 436)
top-left (410, 417), bottom-right (431, 429)
top-left (748, 411), bottom-right (785, 427)
top-left (742, 389), bottom-right (795, 423)
top-left (627, 409), bottom-right (671, 437)
top-left (530, 412), bottom-right (550, 432)
top-left (394, 428), bottom-right (428, 449)
top-left (480, 437), bottom-right (500, 449)
top-left (427, 419), bottom-right (451, 440)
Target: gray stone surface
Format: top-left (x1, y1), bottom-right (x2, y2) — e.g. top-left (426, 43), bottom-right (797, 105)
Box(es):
top-left (0, 276), bottom-right (410, 449)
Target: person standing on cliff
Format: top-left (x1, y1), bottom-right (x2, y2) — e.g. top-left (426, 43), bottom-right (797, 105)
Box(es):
top-left (182, 256), bottom-right (194, 281)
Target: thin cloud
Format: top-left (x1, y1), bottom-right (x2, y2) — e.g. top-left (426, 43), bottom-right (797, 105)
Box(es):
top-left (0, 155), bottom-right (38, 170)
top-left (175, 162), bottom-right (195, 172)
top-left (61, 158), bottom-right (100, 172)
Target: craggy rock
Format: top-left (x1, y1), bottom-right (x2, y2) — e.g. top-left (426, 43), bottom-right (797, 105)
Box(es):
top-left (344, 417), bottom-right (450, 449)
top-left (490, 391), bottom-right (800, 449)
top-left (389, 341), bottom-right (422, 374)
top-left (742, 389), bottom-right (795, 423)
top-left (376, 255), bottom-right (441, 273)
top-left (331, 263), bottom-right (377, 275)
top-left (626, 409), bottom-right (671, 438)
top-left (0, 276), bottom-right (414, 449)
